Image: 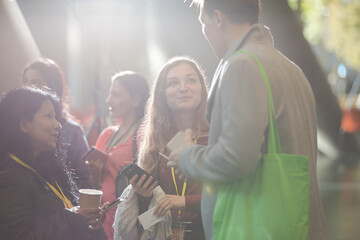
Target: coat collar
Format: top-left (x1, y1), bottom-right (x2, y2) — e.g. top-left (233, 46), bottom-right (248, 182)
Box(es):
top-left (206, 24), bottom-right (274, 122)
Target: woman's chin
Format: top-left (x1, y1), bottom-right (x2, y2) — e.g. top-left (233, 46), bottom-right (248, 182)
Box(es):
top-left (110, 112), bottom-right (122, 119)
top-left (46, 142), bottom-right (57, 151)
top-left (172, 105), bottom-right (198, 113)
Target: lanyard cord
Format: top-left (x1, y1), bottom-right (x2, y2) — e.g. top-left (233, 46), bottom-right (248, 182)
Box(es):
top-left (9, 153), bottom-right (73, 209)
top-left (100, 119), bottom-right (139, 189)
top-left (105, 119), bottom-right (138, 153)
top-left (170, 137), bottom-right (198, 219)
top-left (171, 167), bottom-right (187, 218)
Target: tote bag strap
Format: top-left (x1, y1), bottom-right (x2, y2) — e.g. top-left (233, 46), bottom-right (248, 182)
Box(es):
top-left (232, 49), bottom-right (282, 154)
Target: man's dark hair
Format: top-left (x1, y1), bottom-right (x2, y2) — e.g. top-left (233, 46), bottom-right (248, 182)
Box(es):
top-left (196, 0), bottom-right (260, 24)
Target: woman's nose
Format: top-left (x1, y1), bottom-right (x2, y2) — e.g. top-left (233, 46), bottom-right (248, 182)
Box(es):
top-left (179, 81), bottom-right (189, 92)
top-left (106, 95), bottom-right (112, 105)
top-left (54, 119), bottom-right (62, 130)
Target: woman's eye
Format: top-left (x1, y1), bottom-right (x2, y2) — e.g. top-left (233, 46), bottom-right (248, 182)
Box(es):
top-left (187, 78), bottom-right (197, 83)
top-left (109, 92), bottom-right (120, 98)
top-left (167, 81), bottom-right (178, 87)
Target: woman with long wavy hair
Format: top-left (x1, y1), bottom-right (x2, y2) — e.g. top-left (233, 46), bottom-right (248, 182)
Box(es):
top-left (114, 56), bottom-right (208, 240)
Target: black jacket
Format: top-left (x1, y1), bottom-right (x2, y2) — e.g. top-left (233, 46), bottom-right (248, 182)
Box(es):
top-left (0, 156), bottom-right (106, 240)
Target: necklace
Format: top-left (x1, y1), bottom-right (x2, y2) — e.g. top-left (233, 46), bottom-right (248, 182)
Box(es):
top-left (105, 119), bottom-right (138, 153)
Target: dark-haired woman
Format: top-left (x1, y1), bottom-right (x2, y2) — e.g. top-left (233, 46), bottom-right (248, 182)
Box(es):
top-left (95, 71), bottom-right (149, 240)
top-left (21, 58), bottom-right (92, 199)
top-left (0, 87), bottom-right (106, 240)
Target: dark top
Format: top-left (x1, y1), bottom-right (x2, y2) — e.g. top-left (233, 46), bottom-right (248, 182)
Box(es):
top-left (0, 155), bottom-right (106, 240)
top-left (138, 136), bottom-right (208, 240)
top-left (61, 119), bottom-right (92, 190)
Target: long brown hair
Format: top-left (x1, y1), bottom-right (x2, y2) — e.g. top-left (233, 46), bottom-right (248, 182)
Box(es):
top-left (138, 56), bottom-right (208, 175)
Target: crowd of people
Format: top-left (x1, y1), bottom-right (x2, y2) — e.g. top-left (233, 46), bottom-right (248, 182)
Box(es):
top-left (0, 0), bottom-right (327, 240)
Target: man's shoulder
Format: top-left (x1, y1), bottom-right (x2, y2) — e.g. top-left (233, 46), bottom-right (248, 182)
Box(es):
top-left (225, 44), bottom-right (305, 79)
top-left (219, 49), bottom-right (264, 82)
top-left (222, 44), bottom-right (272, 73)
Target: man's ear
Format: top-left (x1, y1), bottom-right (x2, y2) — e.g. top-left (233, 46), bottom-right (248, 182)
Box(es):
top-left (20, 116), bottom-right (29, 133)
top-left (213, 10), bottom-right (225, 28)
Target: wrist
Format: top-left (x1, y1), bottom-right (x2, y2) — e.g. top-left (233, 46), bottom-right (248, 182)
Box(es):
top-left (179, 196), bottom-right (186, 209)
top-left (137, 192), bottom-right (153, 199)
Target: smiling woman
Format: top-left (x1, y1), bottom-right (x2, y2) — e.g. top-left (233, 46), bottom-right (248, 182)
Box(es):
top-left (113, 56), bottom-right (209, 240)
top-left (20, 99), bottom-right (62, 158)
top-left (0, 87), bottom-right (107, 240)
top-left (0, 87), bottom-right (62, 170)
top-left (165, 63), bottom-right (203, 114)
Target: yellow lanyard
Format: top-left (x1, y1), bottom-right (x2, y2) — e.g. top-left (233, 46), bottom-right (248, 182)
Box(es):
top-left (170, 137), bottom-right (197, 218)
top-left (171, 167), bottom-right (186, 217)
top-left (9, 154), bottom-right (73, 209)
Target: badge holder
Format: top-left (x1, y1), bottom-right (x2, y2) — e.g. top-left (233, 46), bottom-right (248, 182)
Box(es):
top-left (172, 216), bottom-right (192, 240)
top-left (168, 135), bottom-right (198, 240)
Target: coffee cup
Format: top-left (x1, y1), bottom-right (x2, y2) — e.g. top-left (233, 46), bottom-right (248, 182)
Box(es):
top-left (79, 189), bottom-right (103, 209)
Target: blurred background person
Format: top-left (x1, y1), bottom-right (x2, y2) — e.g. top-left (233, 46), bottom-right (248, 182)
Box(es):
top-left (21, 58), bottom-right (92, 197)
top-left (95, 71), bottom-right (149, 240)
top-left (0, 87), bottom-right (106, 240)
top-left (114, 56), bottom-right (209, 240)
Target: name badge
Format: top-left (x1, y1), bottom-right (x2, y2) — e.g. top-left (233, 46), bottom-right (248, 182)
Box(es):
top-left (172, 221), bottom-right (191, 240)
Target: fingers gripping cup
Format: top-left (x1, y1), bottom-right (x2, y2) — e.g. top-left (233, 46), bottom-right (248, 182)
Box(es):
top-left (79, 189), bottom-right (103, 209)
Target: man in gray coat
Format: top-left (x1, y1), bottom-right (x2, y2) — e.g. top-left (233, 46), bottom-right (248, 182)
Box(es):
top-left (168, 0), bottom-right (328, 239)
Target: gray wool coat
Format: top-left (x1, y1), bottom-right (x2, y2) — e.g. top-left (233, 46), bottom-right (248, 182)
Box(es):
top-left (179, 24), bottom-right (327, 240)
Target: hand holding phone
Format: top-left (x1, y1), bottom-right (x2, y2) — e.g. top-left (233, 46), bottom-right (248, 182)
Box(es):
top-left (82, 147), bottom-right (108, 165)
top-left (121, 163), bottom-right (158, 189)
top-left (101, 197), bottom-right (123, 212)
top-left (82, 147), bottom-right (108, 189)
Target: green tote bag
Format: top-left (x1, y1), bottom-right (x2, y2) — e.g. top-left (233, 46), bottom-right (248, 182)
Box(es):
top-left (213, 50), bottom-right (310, 240)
